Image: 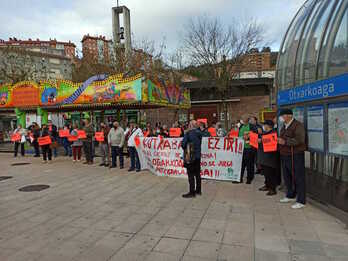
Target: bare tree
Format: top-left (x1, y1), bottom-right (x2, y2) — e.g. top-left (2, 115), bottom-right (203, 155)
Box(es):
top-left (72, 51), bottom-right (115, 82)
top-left (0, 47), bottom-right (49, 83)
top-left (73, 37), bottom-right (169, 82)
top-left (180, 15), bottom-right (264, 127)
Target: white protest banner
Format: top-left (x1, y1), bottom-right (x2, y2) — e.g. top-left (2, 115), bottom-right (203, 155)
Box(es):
top-left (136, 137), bottom-right (244, 182)
top-left (137, 137), bottom-right (186, 177)
top-left (201, 137), bottom-right (244, 181)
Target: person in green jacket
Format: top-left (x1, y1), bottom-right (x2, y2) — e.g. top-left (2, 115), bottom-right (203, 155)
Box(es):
top-left (239, 116), bottom-right (255, 184)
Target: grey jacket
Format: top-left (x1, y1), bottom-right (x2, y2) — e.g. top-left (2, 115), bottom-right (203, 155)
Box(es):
top-left (108, 127), bottom-right (125, 147)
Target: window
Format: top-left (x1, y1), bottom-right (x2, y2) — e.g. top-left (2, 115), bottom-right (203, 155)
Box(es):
top-left (277, 0), bottom-right (317, 90)
top-left (318, 0), bottom-right (347, 79)
top-left (328, 9), bottom-right (348, 77)
top-left (295, 0), bottom-right (337, 86)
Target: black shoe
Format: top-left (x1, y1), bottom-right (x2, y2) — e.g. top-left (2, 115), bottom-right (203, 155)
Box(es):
top-left (104, 164), bottom-right (109, 167)
top-left (110, 166), bottom-right (116, 169)
top-left (120, 166), bottom-right (124, 169)
top-left (266, 190), bottom-right (277, 196)
top-left (195, 191), bottom-right (202, 196)
top-left (182, 192), bottom-right (195, 198)
top-left (246, 180), bottom-right (252, 184)
top-left (259, 186), bottom-right (268, 191)
top-left (128, 168), bottom-right (135, 172)
top-left (99, 163), bottom-right (105, 166)
top-left (83, 161), bottom-right (89, 164)
top-left (136, 169), bottom-right (141, 172)
top-left (232, 181), bottom-right (240, 184)
top-left (34, 155), bottom-right (40, 158)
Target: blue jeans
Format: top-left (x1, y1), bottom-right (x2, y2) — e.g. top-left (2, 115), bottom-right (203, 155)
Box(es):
top-left (63, 139), bottom-right (72, 156)
top-left (111, 146), bottom-right (124, 168)
top-left (128, 146), bottom-right (140, 170)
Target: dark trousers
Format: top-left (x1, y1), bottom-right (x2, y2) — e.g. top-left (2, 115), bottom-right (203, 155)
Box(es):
top-left (281, 153), bottom-right (306, 204)
top-left (42, 145), bottom-right (52, 161)
top-left (14, 142), bottom-right (25, 157)
top-left (72, 146), bottom-right (82, 160)
top-left (83, 141), bottom-right (93, 163)
top-left (111, 146), bottom-right (124, 167)
top-left (187, 159), bottom-right (201, 194)
top-left (129, 146), bottom-right (140, 170)
top-left (241, 148), bottom-right (255, 182)
top-left (33, 140), bottom-right (40, 156)
top-left (262, 165), bottom-right (277, 191)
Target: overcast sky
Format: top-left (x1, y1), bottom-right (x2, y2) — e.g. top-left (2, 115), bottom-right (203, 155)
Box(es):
top-left (0, 0), bottom-right (305, 54)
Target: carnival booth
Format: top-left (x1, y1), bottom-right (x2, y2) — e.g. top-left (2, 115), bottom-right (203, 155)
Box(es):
top-left (0, 73), bottom-right (191, 130)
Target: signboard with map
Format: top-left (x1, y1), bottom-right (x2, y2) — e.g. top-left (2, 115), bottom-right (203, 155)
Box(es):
top-left (328, 102), bottom-right (348, 156)
top-left (307, 105), bottom-right (324, 151)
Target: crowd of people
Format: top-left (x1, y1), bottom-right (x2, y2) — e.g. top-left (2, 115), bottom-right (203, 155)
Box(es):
top-left (181, 109), bottom-right (306, 210)
top-left (10, 108), bottom-right (306, 209)
top-left (12, 119), bottom-right (143, 172)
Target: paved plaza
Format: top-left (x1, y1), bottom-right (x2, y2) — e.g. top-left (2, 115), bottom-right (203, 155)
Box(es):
top-left (0, 154), bottom-right (348, 261)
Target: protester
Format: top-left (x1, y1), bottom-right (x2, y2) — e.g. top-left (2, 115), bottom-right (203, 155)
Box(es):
top-left (108, 121), bottom-right (125, 169)
top-left (31, 122), bottom-right (41, 157)
top-left (273, 116), bottom-right (282, 187)
top-left (199, 121), bottom-right (210, 137)
top-left (257, 120), bottom-right (279, 196)
top-left (239, 117), bottom-right (255, 184)
top-left (71, 124), bottom-right (83, 162)
top-left (278, 109), bottom-right (307, 209)
top-left (216, 122), bottom-right (227, 137)
top-left (126, 122), bottom-right (143, 172)
top-left (62, 124), bottom-right (72, 157)
top-left (250, 117), bottom-right (262, 174)
top-left (48, 120), bottom-right (58, 157)
top-left (182, 120), bottom-right (202, 198)
top-left (13, 124), bottom-right (26, 157)
top-left (155, 126), bottom-right (161, 136)
top-left (148, 128), bottom-right (157, 137)
top-left (82, 118), bottom-right (94, 165)
top-left (40, 124), bottom-right (52, 163)
top-left (143, 123), bottom-right (151, 137)
top-left (98, 122), bottom-right (110, 167)
top-left (161, 125), bottom-right (169, 137)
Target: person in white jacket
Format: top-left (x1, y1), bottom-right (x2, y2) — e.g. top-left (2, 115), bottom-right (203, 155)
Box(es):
top-left (126, 122), bottom-right (143, 172)
top-left (13, 124), bottom-right (27, 157)
top-left (108, 121), bottom-right (125, 169)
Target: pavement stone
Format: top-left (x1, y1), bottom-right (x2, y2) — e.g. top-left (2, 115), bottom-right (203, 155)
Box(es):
top-left (0, 154), bottom-right (348, 261)
top-left (289, 239), bottom-right (326, 256)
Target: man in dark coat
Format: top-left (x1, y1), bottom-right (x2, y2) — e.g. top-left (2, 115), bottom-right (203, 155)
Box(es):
top-left (83, 118), bottom-right (94, 165)
top-left (257, 120), bottom-right (280, 196)
top-left (48, 120), bottom-right (58, 157)
top-left (31, 122), bottom-right (41, 157)
top-left (278, 109), bottom-right (307, 209)
top-left (182, 120), bottom-right (202, 198)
